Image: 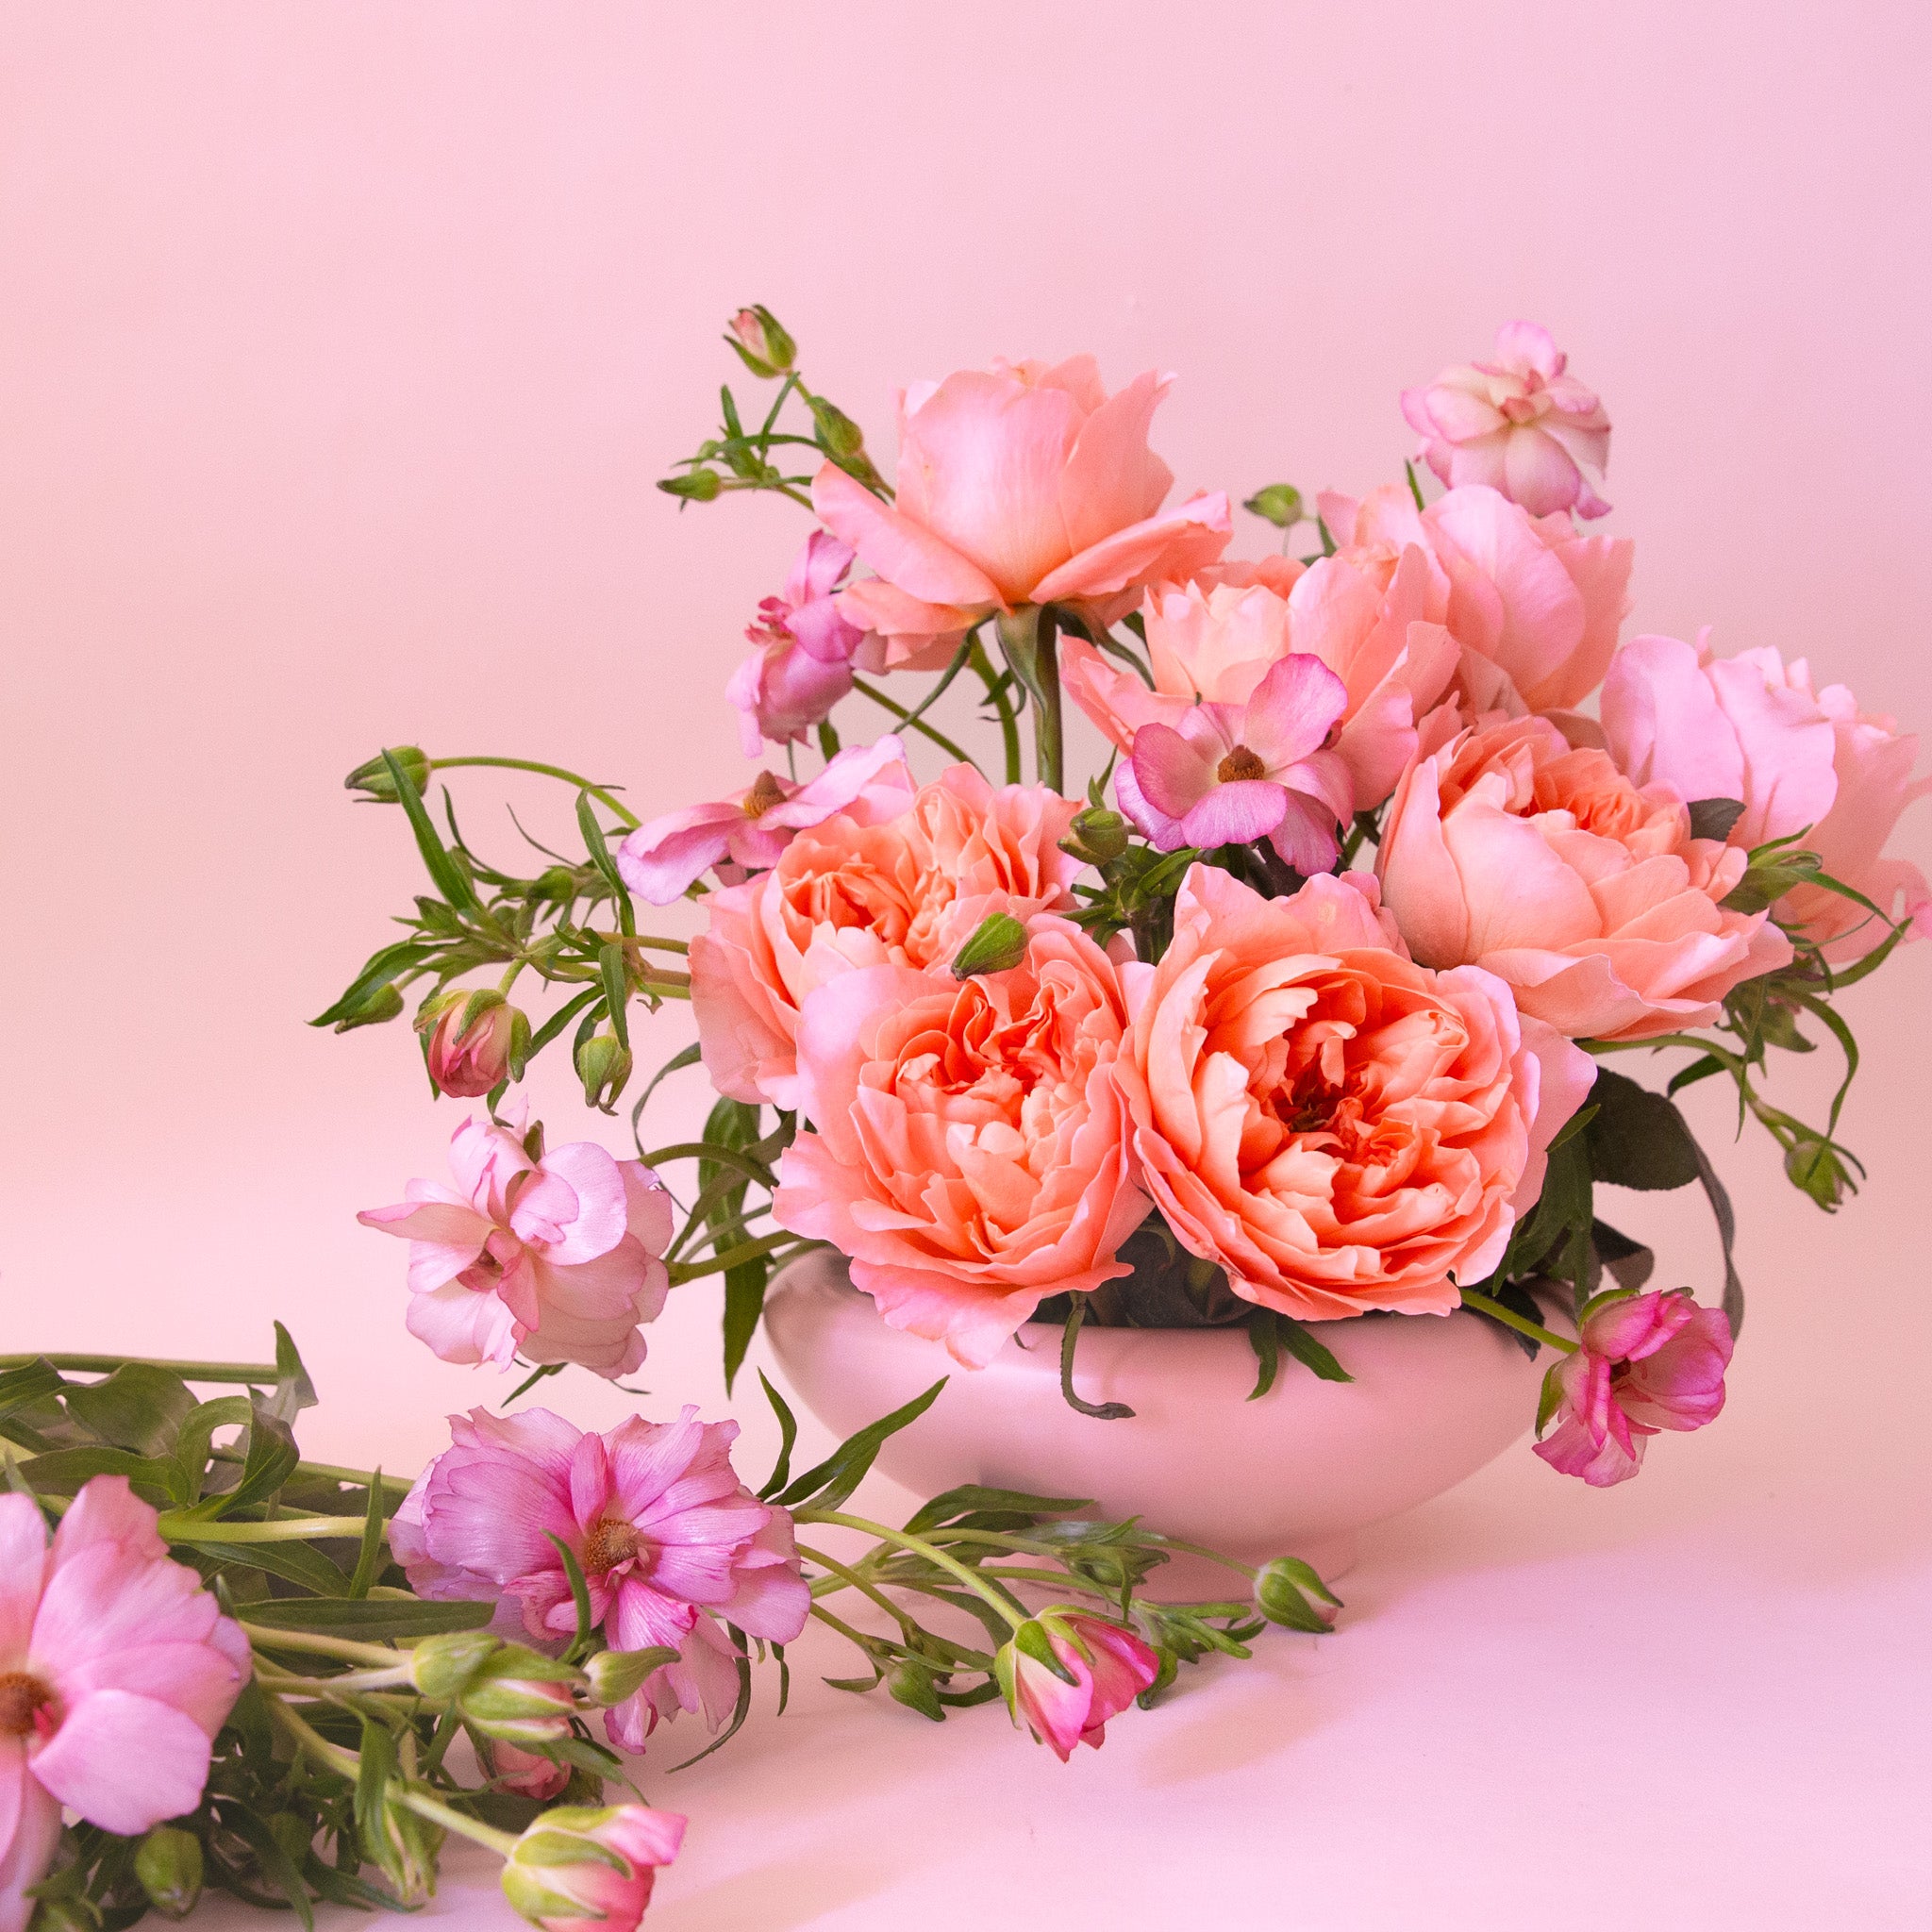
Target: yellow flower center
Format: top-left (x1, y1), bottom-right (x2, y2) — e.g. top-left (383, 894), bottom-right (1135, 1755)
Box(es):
top-left (0, 1671), bottom-right (50, 1738)
top-left (1216, 745), bottom-right (1268, 784)
top-left (581, 1518), bottom-right (641, 1575)
top-left (742, 770), bottom-right (790, 818)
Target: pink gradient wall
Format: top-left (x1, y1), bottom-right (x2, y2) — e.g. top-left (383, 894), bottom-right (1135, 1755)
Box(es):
top-left (4, 0), bottom-right (1929, 1512)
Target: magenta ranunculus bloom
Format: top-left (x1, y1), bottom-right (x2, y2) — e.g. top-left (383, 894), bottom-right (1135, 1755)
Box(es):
top-left (1402, 321), bottom-right (1613, 520)
top-left (0, 1478), bottom-right (250, 1932)
top-left (616, 734), bottom-right (914, 906)
top-left (389, 1406), bottom-right (808, 1756)
top-left (500, 1804), bottom-right (686, 1932)
top-left (358, 1116), bottom-right (674, 1377)
top-left (1534, 1290), bottom-right (1733, 1487)
top-left (1001, 1614), bottom-right (1159, 1761)
top-left (725, 530), bottom-right (874, 756)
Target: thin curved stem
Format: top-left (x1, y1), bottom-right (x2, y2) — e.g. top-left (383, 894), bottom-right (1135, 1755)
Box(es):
top-left (799, 1509), bottom-right (1030, 1630)
top-left (1457, 1288), bottom-right (1577, 1355)
top-left (160, 1512), bottom-right (373, 1543)
top-left (428, 757), bottom-right (639, 829)
top-left (850, 677), bottom-right (981, 772)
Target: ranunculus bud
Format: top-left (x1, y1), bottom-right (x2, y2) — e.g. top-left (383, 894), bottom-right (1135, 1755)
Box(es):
top-left (807, 396), bottom-right (867, 460)
top-left (421, 991), bottom-right (529, 1098)
top-left (724, 305), bottom-right (796, 378)
top-left (344, 745), bottom-right (432, 800)
top-left (995, 1612), bottom-right (1160, 1761)
top-left (1242, 483), bottom-right (1305, 529)
top-left (583, 1643), bottom-right (678, 1710)
top-left (407, 1628), bottom-right (500, 1701)
top-left (658, 467), bottom-right (722, 502)
top-left (134, 1826), bottom-right (205, 1920)
top-left (1060, 805), bottom-right (1131, 867)
top-left (500, 1805), bottom-right (686, 1932)
top-left (1254, 1556), bottom-right (1343, 1633)
top-left (482, 1738), bottom-right (572, 1803)
top-left (458, 1649), bottom-right (583, 1746)
top-left (328, 980), bottom-right (405, 1033)
top-left (950, 912), bottom-right (1029, 979)
top-left (575, 1030), bottom-right (633, 1113)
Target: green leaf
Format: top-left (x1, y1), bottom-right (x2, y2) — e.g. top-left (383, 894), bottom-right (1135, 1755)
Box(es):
top-left (185, 1402), bottom-right (298, 1519)
top-left (1058, 1296), bottom-right (1135, 1421)
top-left (18, 1443), bottom-right (175, 1502)
top-left (1276, 1318), bottom-right (1354, 1384)
top-left (721, 1256), bottom-right (769, 1397)
top-left (242, 1597), bottom-right (494, 1638)
top-left (182, 1537), bottom-right (350, 1595)
top-left (1585, 1069), bottom-right (1702, 1191)
top-left (348, 1472), bottom-right (387, 1599)
top-left (597, 942), bottom-right (631, 1051)
top-left (225, 1804), bottom-right (316, 1932)
top-left (309, 938), bottom-right (438, 1030)
top-left (757, 1372), bottom-right (798, 1501)
top-left (1591, 1220), bottom-right (1656, 1292)
top-left (270, 1324), bottom-right (320, 1422)
top-left (0, 1359), bottom-right (64, 1417)
top-left (576, 791), bottom-right (634, 926)
top-left (774, 1379), bottom-right (948, 1510)
top-left (60, 1364), bottom-right (195, 1457)
top-left (170, 1395), bottom-right (254, 1507)
top-left (546, 1533), bottom-right (596, 1662)
top-left (526, 984), bottom-right (603, 1059)
top-left (1245, 1309), bottom-right (1281, 1400)
top-left (1535, 1361), bottom-right (1567, 1435)
top-left (888, 1660), bottom-right (946, 1722)
top-left (384, 748), bottom-right (477, 911)
top-left (1687, 797), bottom-right (1747, 842)
top-left (901, 1483), bottom-right (1092, 1536)
top-left (1686, 1136), bottom-right (1744, 1338)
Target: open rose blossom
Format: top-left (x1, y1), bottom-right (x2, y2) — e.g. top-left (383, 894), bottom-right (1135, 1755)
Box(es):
top-left (616, 735), bottom-right (914, 905)
top-left (1115, 865), bottom-right (1593, 1320)
top-left (1601, 632), bottom-right (1930, 961)
top-left (358, 1117), bottom-right (674, 1376)
top-left (1401, 321), bottom-right (1613, 519)
top-left (1062, 551), bottom-right (1456, 810)
top-left (1535, 1290), bottom-right (1733, 1487)
top-left (813, 356), bottom-right (1230, 663)
top-left (691, 766), bottom-right (1080, 1108)
top-left (1319, 483), bottom-right (1632, 716)
top-left (1000, 1614), bottom-right (1160, 1762)
top-left (725, 530), bottom-right (873, 755)
top-left (500, 1805), bottom-right (686, 1932)
top-left (774, 918), bottom-right (1148, 1365)
top-left (1376, 714), bottom-right (1794, 1040)
top-left (1, 1478), bottom-right (250, 1932)
top-left (390, 1406), bottom-right (808, 1755)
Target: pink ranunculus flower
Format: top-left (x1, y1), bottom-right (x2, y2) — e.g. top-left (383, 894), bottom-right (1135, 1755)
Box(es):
top-left (424, 995), bottom-right (525, 1099)
top-left (1320, 483), bottom-right (1633, 717)
top-left (1114, 654), bottom-right (1355, 872)
top-left (500, 1804), bottom-right (685, 1932)
top-left (1001, 1614), bottom-right (1160, 1762)
top-left (690, 765), bottom-right (1080, 1108)
top-left (1401, 321), bottom-right (1613, 520)
top-left (1601, 633), bottom-right (1931, 962)
top-left (1115, 865), bottom-right (1594, 1322)
top-left (616, 735), bottom-right (915, 906)
top-left (774, 918), bottom-right (1149, 1366)
top-left (0, 1478), bottom-right (250, 1932)
top-left (725, 531), bottom-right (874, 756)
top-left (813, 356), bottom-right (1231, 664)
top-left (388, 1406), bottom-right (808, 1756)
top-left (1375, 713), bottom-right (1795, 1041)
top-left (1060, 548), bottom-right (1457, 813)
top-left (358, 1117), bottom-right (674, 1377)
top-left (1535, 1290), bottom-right (1733, 1487)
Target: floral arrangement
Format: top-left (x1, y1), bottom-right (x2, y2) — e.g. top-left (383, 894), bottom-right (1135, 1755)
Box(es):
top-left (4, 310), bottom-right (1922, 1929)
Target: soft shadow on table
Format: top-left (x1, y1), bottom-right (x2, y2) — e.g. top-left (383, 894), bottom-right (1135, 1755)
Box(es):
top-left (650, 1844), bottom-right (915, 1932)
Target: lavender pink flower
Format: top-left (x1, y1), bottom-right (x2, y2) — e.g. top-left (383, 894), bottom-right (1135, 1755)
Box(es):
top-left (1000, 1614), bottom-right (1160, 1761)
top-left (725, 531), bottom-right (874, 756)
top-left (1, 1478), bottom-right (250, 1932)
top-left (358, 1117), bottom-right (673, 1378)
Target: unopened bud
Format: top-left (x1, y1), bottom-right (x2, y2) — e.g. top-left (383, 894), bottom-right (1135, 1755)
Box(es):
top-left (460, 1647), bottom-right (584, 1746)
top-left (482, 1738), bottom-right (572, 1802)
top-left (1060, 806), bottom-right (1131, 867)
top-left (658, 468), bottom-right (722, 502)
top-left (135, 1826), bottom-right (205, 1920)
top-left (344, 746), bottom-right (431, 801)
top-left (584, 1643), bottom-right (677, 1709)
top-left (724, 305), bottom-right (796, 378)
top-left (500, 1806), bottom-right (686, 1932)
top-left (531, 865), bottom-right (582, 904)
top-left (421, 991), bottom-right (529, 1098)
top-left (1242, 483), bottom-right (1305, 529)
top-left (575, 1030), bottom-right (633, 1113)
top-left (950, 912), bottom-right (1029, 979)
top-left (807, 396), bottom-right (867, 460)
top-left (408, 1628), bottom-right (500, 1701)
top-left (329, 980), bottom-right (405, 1034)
top-left (1255, 1555), bottom-right (1342, 1633)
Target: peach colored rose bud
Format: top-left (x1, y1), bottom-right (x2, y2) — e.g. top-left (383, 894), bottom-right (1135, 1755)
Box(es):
top-left (344, 744), bottom-right (431, 800)
top-left (996, 1613), bottom-right (1159, 1761)
top-left (482, 1739), bottom-right (572, 1803)
top-left (422, 991), bottom-right (528, 1098)
top-left (724, 305), bottom-right (795, 378)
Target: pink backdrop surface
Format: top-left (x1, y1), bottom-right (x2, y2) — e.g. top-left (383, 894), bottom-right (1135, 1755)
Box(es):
top-left (3, 6), bottom-right (1928, 1927)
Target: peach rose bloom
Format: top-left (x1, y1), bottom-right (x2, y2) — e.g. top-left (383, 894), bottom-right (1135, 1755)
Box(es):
top-left (1319, 482), bottom-right (1632, 715)
top-left (774, 920), bottom-right (1148, 1366)
top-left (1376, 715), bottom-right (1792, 1041)
top-left (812, 355), bottom-right (1230, 666)
top-left (1060, 544), bottom-right (1457, 809)
top-left (690, 766), bottom-right (1080, 1108)
top-left (1115, 865), bottom-right (1593, 1321)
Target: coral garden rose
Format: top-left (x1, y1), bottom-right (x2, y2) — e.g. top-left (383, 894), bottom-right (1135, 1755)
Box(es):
top-left (1114, 865), bottom-right (1593, 1321)
top-left (358, 1117), bottom-right (674, 1376)
top-left (617, 735), bottom-right (914, 906)
top-left (1376, 713), bottom-right (1791, 1041)
top-left (1, 1478), bottom-right (250, 1932)
top-left (1401, 321), bottom-right (1613, 519)
top-left (725, 530), bottom-right (873, 755)
top-left (691, 765), bottom-right (1080, 1108)
top-left (1001, 1615), bottom-right (1160, 1762)
top-left (1601, 633), bottom-right (1930, 962)
top-left (774, 917), bottom-right (1149, 1365)
top-left (814, 355), bottom-right (1230, 663)
top-left (1319, 483), bottom-right (1632, 716)
top-left (390, 1406), bottom-right (808, 1755)
top-left (1535, 1289), bottom-right (1732, 1487)
top-left (500, 1804), bottom-right (686, 1932)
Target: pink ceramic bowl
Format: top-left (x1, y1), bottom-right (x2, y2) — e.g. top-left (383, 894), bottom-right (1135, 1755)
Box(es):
top-left (763, 1249), bottom-right (1558, 1593)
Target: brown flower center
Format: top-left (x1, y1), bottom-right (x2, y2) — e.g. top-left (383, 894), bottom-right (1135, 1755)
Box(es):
top-left (0, 1671), bottom-right (50, 1738)
top-left (581, 1518), bottom-right (642, 1575)
top-left (742, 770), bottom-right (790, 818)
top-left (1216, 745), bottom-right (1268, 784)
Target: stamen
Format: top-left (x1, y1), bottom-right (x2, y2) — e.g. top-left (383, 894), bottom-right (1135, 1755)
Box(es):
top-left (0, 1671), bottom-right (50, 1738)
top-left (581, 1518), bottom-right (642, 1575)
top-left (1216, 745), bottom-right (1267, 784)
top-left (742, 770), bottom-right (790, 817)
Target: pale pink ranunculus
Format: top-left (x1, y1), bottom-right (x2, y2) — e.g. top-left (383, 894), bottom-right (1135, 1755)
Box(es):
top-left (0, 1477), bottom-right (250, 1932)
top-left (1401, 321), bottom-right (1613, 520)
top-left (389, 1406), bottom-right (808, 1757)
top-left (1535, 1289), bottom-right (1732, 1487)
top-left (616, 735), bottom-right (915, 906)
top-left (813, 356), bottom-right (1230, 664)
top-left (358, 1118), bottom-right (674, 1377)
top-left (424, 996), bottom-right (524, 1100)
top-left (1002, 1614), bottom-right (1159, 1762)
top-left (1115, 865), bottom-right (1594, 1322)
top-left (500, 1804), bottom-right (686, 1932)
top-left (725, 531), bottom-right (873, 756)
top-left (1320, 483), bottom-right (1633, 716)
top-left (774, 918), bottom-right (1149, 1366)
top-left (1601, 633), bottom-right (1931, 962)
top-left (1060, 547), bottom-right (1457, 812)
top-left (1376, 714), bottom-right (1792, 1040)
top-left (691, 765), bottom-right (1080, 1108)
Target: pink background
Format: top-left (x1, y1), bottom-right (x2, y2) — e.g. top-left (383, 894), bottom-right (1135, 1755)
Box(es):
top-left (4, 6), bottom-right (1928, 1925)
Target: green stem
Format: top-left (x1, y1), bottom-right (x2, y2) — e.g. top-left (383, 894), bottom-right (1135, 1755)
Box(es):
top-left (0, 1355), bottom-right (279, 1382)
top-left (797, 1541), bottom-right (928, 1639)
top-left (394, 1789), bottom-right (522, 1858)
top-left (427, 757), bottom-right (640, 829)
top-left (242, 1624), bottom-right (415, 1667)
top-left (1457, 1287), bottom-right (1577, 1355)
top-left (666, 1230), bottom-right (805, 1286)
top-left (967, 638), bottom-right (1023, 785)
top-left (850, 677), bottom-right (981, 772)
top-left (994, 606), bottom-right (1063, 791)
top-left (161, 1512), bottom-right (374, 1542)
top-left (266, 1692), bottom-right (361, 1778)
top-left (256, 1659), bottom-right (415, 1695)
top-left (799, 1509), bottom-right (1029, 1630)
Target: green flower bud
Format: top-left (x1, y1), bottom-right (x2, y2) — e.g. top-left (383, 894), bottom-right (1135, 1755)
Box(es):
top-left (724, 305), bottom-right (797, 377)
top-left (658, 467), bottom-right (722, 502)
top-left (500, 1805), bottom-right (685, 1930)
top-left (1255, 1555), bottom-right (1342, 1633)
top-left (583, 1643), bottom-right (678, 1709)
top-left (1242, 483), bottom-right (1305, 529)
top-left (950, 912), bottom-right (1030, 980)
top-left (134, 1826), bottom-right (205, 1921)
top-left (1059, 806), bottom-right (1131, 867)
top-left (408, 1628), bottom-right (500, 1701)
top-left (531, 864), bottom-right (583, 904)
top-left (459, 1646), bottom-right (585, 1746)
top-left (808, 396), bottom-right (867, 460)
top-left (344, 746), bottom-right (431, 801)
top-left (575, 1030), bottom-right (633, 1113)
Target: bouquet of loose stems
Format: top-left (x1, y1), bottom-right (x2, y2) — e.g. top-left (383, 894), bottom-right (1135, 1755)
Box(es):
top-left (5, 308), bottom-right (1921, 1929)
